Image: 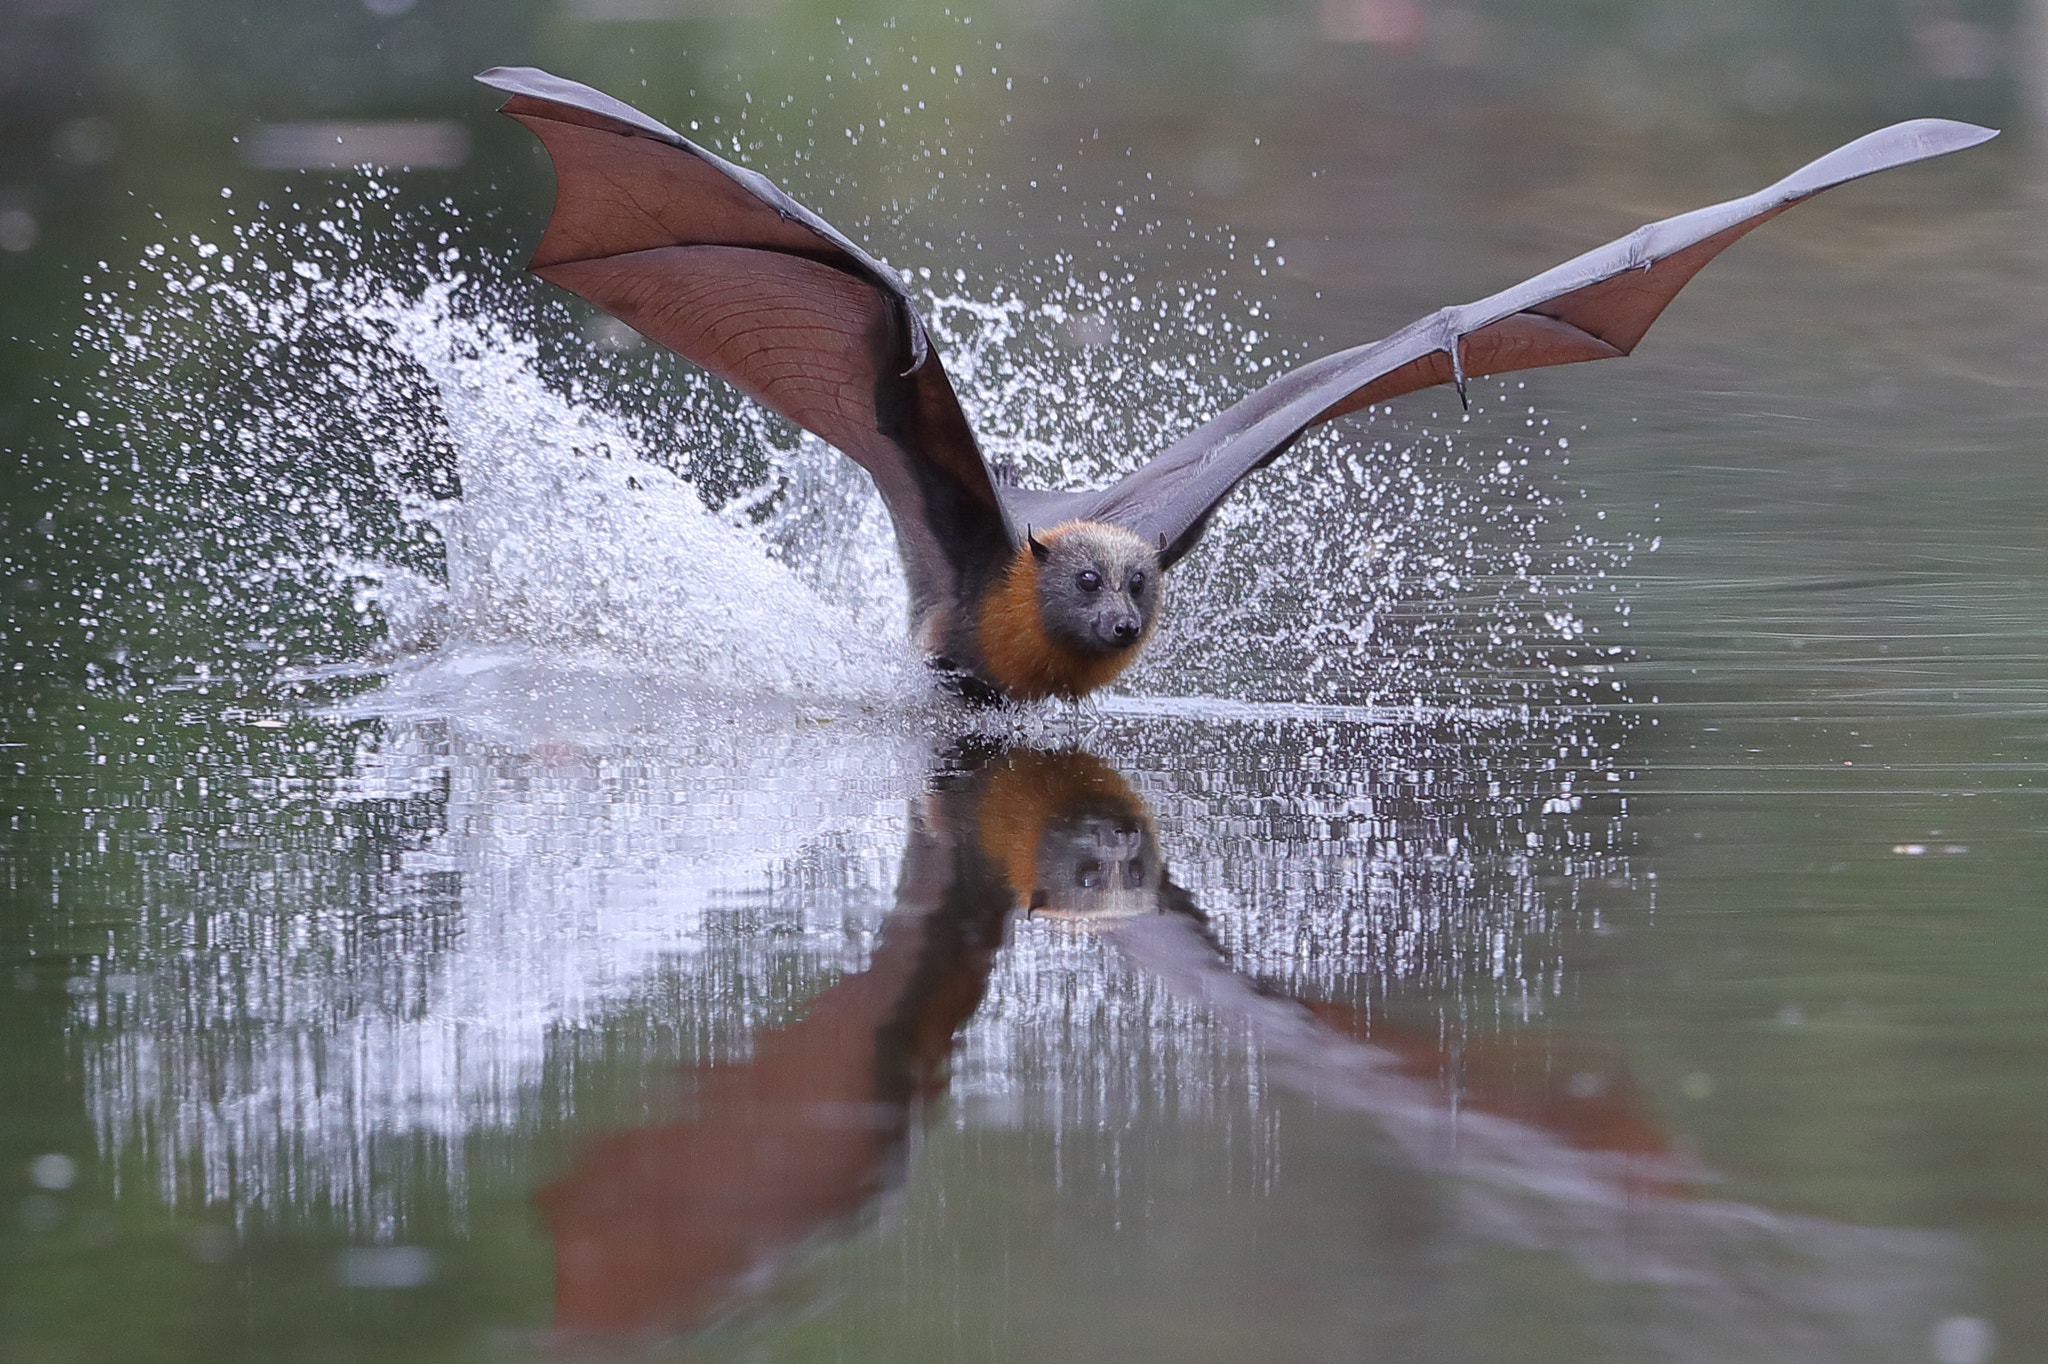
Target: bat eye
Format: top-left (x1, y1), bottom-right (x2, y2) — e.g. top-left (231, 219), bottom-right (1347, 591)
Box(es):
top-left (1077, 570), bottom-right (1102, 592)
top-left (1128, 570), bottom-right (1146, 595)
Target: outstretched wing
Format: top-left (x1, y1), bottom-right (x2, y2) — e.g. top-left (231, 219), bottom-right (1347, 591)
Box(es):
top-left (477, 66), bottom-right (1015, 619)
top-left (1076, 118), bottom-right (1996, 567)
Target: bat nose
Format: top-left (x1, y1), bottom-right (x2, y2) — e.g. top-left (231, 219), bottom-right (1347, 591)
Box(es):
top-left (1112, 619), bottom-right (1140, 644)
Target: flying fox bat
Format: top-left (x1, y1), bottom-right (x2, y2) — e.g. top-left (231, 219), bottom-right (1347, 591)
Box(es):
top-left (477, 66), bottom-right (1994, 703)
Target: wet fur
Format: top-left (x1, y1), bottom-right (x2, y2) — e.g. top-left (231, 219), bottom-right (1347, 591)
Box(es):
top-left (973, 520), bottom-right (1159, 702)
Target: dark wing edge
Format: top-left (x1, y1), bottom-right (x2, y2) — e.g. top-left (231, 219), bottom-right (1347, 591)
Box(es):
top-left (1079, 118), bottom-right (1997, 567)
top-left (476, 66), bottom-right (1017, 616)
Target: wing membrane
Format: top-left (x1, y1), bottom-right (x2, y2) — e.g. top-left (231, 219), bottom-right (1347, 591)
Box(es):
top-left (479, 65), bottom-right (1014, 620)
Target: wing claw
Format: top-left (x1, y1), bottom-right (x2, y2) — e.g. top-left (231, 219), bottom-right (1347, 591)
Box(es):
top-left (1435, 308), bottom-right (1471, 410)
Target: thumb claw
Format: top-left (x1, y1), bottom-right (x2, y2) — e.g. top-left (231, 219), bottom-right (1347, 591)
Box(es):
top-left (1434, 307), bottom-right (1471, 410)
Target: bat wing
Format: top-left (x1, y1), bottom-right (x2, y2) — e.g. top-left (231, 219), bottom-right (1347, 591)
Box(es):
top-left (477, 66), bottom-right (1015, 620)
top-left (1074, 118), bottom-right (1996, 567)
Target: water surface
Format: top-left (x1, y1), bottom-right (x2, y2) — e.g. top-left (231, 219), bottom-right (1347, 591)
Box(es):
top-left (3, 7), bottom-right (2044, 1362)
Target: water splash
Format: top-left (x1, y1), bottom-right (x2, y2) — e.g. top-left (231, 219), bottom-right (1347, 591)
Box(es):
top-left (78, 701), bottom-right (929, 1224)
top-left (51, 180), bottom-right (1647, 1239)
top-left (45, 183), bottom-right (1632, 715)
top-left (51, 191), bottom-right (923, 712)
top-left (910, 269), bottom-right (1633, 707)
top-left (367, 283), bottom-right (922, 705)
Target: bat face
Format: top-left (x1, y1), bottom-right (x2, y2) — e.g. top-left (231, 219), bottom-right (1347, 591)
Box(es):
top-left (974, 519), bottom-right (1164, 700)
top-left (1030, 521), bottom-right (1161, 658)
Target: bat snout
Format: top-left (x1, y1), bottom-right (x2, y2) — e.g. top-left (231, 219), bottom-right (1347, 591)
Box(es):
top-left (1092, 610), bottom-right (1144, 651)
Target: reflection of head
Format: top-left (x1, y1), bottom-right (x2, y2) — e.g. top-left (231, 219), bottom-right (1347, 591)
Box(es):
top-left (975, 749), bottom-right (1169, 922)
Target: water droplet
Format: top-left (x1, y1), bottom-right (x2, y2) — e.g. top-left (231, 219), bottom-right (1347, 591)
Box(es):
top-left (28, 1153), bottom-right (76, 1191)
top-left (1931, 1316), bottom-right (1995, 1364)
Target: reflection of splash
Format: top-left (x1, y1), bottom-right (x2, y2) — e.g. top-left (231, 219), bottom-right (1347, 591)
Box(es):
top-left (82, 677), bottom-right (927, 1222)
top-left (74, 684), bottom-right (1607, 1225)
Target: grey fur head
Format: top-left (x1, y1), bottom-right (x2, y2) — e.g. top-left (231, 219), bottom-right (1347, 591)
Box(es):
top-left (1030, 521), bottom-right (1161, 656)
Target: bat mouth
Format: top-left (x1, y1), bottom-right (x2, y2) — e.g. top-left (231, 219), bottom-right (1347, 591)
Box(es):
top-left (1057, 608), bottom-right (1149, 656)
top-left (1069, 624), bottom-right (1145, 657)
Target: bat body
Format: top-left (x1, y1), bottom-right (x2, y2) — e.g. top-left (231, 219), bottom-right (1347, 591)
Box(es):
top-left (478, 66), bottom-right (1994, 702)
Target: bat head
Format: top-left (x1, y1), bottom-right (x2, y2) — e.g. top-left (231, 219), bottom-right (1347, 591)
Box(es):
top-left (1027, 521), bottom-right (1161, 658)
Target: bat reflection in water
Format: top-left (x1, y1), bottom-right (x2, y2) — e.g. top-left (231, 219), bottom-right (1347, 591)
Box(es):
top-left (540, 748), bottom-right (1739, 1340)
top-left (479, 66), bottom-right (1993, 703)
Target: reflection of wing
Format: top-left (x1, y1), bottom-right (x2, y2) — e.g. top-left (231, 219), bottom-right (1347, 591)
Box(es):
top-left (536, 816), bottom-right (1008, 1335)
top-left (1075, 119), bottom-right (1996, 567)
top-left (1294, 999), bottom-right (1678, 1190)
top-left (476, 66), bottom-right (1015, 621)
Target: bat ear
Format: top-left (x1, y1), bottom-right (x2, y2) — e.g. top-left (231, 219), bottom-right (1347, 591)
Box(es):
top-left (1028, 532), bottom-right (1052, 563)
top-left (1157, 532), bottom-right (1167, 554)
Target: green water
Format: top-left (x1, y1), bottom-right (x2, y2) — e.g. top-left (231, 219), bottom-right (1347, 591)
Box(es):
top-left (4, 4), bottom-right (2044, 1362)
